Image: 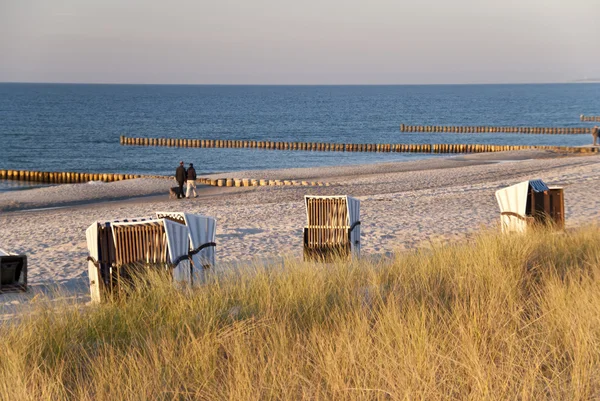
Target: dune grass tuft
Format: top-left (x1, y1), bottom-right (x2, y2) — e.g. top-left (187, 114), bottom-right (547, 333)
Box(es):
top-left (1, 227), bottom-right (600, 400)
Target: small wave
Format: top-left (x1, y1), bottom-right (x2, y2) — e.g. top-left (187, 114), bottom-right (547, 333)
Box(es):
top-left (0, 181), bottom-right (54, 193)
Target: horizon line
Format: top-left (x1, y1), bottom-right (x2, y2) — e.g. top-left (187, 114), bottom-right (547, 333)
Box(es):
top-left (1, 80), bottom-right (599, 86)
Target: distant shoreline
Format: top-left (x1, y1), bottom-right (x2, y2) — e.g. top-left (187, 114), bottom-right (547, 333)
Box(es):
top-left (2, 81), bottom-right (599, 86)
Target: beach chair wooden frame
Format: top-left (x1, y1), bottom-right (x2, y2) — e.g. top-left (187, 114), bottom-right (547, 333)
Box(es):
top-left (86, 217), bottom-right (190, 302)
top-left (0, 249), bottom-right (27, 294)
top-left (495, 179), bottom-right (564, 233)
top-left (303, 195), bottom-right (360, 261)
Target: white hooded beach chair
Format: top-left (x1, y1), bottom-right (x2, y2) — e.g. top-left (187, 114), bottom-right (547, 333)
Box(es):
top-left (495, 179), bottom-right (564, 233)
top-left (303, 195), bottom-right (361, 261)
top-left (86, 217), bottom-right (190, 302)
top-left (0, 249), bottom-right (27, 293)
top-left (156, 212), bottom-right (217, 277)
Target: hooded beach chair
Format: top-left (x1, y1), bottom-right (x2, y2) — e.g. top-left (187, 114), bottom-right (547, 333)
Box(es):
top-left (495, 179), bottom-right (564, 233)
top-left (156, 212), bottom-right (217, 277)
top-left (86, 217), bottom-right (190, 302)
top-left (0, 249), bottom-right (27, 293)
top-left (303, 195), bottom-right (361, 261)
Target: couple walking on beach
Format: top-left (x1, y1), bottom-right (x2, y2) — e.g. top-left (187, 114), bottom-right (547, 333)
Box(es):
top-left (175, 161), bottom-right (198, 199)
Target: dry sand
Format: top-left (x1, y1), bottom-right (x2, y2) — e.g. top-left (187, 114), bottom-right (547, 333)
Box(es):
top-left (2, 150), bottom-right (600, 319)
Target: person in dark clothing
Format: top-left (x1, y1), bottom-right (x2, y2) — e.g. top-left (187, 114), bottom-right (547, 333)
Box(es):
top-left (593, 126), bottom-right (599, 146)
top-left (175, 161), bottom-right (186, 199)
top-left (186, 163), bottom-right (198, 198)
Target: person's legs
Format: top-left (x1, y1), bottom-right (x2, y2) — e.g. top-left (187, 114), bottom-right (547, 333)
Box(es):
top-left (178, 181), bottom-right (184, 198)
top-left (191, 181), bottom-right (198, 197)
top-left (186, 181), bottom-right (193, 198)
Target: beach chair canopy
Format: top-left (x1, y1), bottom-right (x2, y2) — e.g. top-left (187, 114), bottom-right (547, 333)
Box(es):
top-left (155, 212), bottom-right (217, 269)
top-left (495, 179), bottom-right (549, 233)
top-left (304, 195), bottom-right (361, 258)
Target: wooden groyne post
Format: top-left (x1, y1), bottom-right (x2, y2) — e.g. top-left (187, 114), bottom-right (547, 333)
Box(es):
top-left (581, 115), bottom-right (600, 122)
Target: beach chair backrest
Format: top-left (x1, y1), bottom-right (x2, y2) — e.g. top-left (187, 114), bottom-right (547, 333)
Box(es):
top-left (306, 197), bottom-right (349, 248)
top-left (304, 195), bottom-right (361, 258)
top-left (110, 221), bottom-right (169, 267)
top-left (111, 218), bottom-right (190, 283)
top-left (110, 219), bottom-right (189, 266)
top-left (306, 197), bottom-right (349, 228)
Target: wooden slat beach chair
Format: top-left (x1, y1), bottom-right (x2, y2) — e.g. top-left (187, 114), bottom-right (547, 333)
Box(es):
top-left (495, 179), bottom-right (564, 233)
top-left (156, 212), bottom-right (217, 282)
top-left (86, 217), bottom-right (152, 302)
top-left (303, 195), bottom-right (361, 261)
top-left (86, 217), bottom-right (190, 302)
top-left (0, 249), bottom-right (27, 294)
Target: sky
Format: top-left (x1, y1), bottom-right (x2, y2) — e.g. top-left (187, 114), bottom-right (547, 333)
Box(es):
top-left (0, 0), bottom-right (599, 84)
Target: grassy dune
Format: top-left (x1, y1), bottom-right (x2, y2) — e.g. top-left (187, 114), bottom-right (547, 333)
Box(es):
top-left (1, 227), bottom-right (600, 400)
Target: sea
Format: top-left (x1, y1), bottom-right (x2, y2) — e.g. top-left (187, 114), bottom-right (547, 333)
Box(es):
top-left (1, 83), bottom-right (599, 192)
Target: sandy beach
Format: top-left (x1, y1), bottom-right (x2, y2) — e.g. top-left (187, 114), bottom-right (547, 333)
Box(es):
top-left (2, 150), bottom-right (600, 319)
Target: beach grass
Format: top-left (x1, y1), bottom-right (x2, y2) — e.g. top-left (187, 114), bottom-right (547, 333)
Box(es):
top-left (1, 227), bottom-right (600, 400)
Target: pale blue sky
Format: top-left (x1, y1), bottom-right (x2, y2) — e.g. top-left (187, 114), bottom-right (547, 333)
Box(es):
top-left (1, 0), bottom-right (599, 84)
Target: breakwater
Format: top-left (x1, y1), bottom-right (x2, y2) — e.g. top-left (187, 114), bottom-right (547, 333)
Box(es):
top-left (119, 136), bottom-right (598, 154)
top-left (197, 178), bottom-right (328, 187)
top-left (399, 124), bottom-right (591, 134)
top-left (0, 169), bottom-right (330, 187)
top-left (0, 170), bottom-right (154, 184)
top-left (581, 115), bottom-right (600, 122)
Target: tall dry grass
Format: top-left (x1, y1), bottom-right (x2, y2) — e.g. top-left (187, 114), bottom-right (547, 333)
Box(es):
top-left (1, 227), bottom-right (600, 400)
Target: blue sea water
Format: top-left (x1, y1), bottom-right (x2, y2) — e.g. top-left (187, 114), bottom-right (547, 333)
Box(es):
top-left (0, 83), bottom-right (599, 191)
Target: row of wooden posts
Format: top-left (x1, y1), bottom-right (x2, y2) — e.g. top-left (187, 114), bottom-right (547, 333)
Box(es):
top-left (399, 124), bottom-right (591, 134)
top-left (0, 169), bottom-right (153, 184)
top-left (580, 115), bottom-right (600, 122)
top-left (119, 136), bottom-right (598, 154)
top-left (197, 177), bottom-right (329, 187)
top-left (0, 169), bottom-right (330, 187)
